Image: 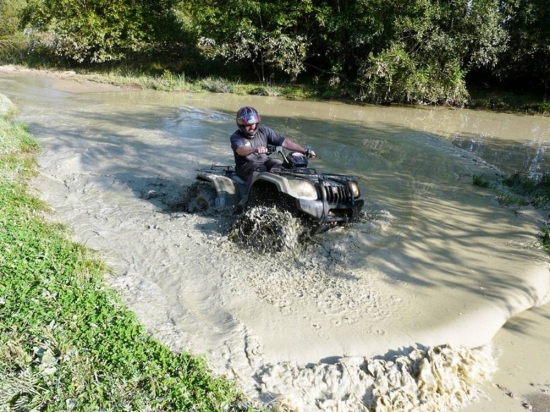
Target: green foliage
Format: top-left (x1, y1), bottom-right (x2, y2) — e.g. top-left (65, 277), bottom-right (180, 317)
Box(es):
top-left (354, 0), bottom-right (505, 105)
top-left (22, 0), bottom-right (185, 63)
top-left (11, 0), bottom-right (550, 106)
top-left (0, 113), bottom-right (252, 411)
top-left (473, 174), bottom-right (490, 188)
top-left (0, 0), bottom-right (28, 37)
top-left (0, 35), bottom-right (30, 64)
top-left (0, 0), bottom-right (31, 63)
top-left (190, 0), bottom-right (507, 103)
top-left (497, 0), bottom-right (550, 94)
top-left (358, 43), bottom-right (468, 104)
top-left (192, 0), bottom-right (315, 83)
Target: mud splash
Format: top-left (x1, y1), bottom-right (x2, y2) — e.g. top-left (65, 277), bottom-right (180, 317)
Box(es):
top-left (229, 206), bottom-right (303, 253)
top-left (260, 344), bottom-right (496, 412)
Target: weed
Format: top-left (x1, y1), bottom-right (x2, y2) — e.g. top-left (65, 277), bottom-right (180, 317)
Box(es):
top-left (499, 172), bottom-right (550, 207)
top-left (540, 226), bottom-right (550, 253)
top-left (472, 174), bottom-right (490, 188)
top-left (199, 77), bottom-right (234, 93)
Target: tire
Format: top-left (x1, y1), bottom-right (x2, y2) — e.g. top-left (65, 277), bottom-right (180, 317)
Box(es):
top-left (195, 187), bottom-right (217, 211)
top-left (249, 184), bottom-right (294, 211)
top-left (186, 182), bottom-right (217, 212)
top-left (248, 185), bottom-right (278, 208)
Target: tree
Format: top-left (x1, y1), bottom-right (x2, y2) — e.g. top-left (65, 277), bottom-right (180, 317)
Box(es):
top-left (22, 0), bottom-right (182, 63)
top-left (191, 0), bottom-right (318, 82)
top-left (356, 0), bottom-right (507, 104)
top-left (497, 0), bottom-right (550, 99)
top-left (0, 0), bottom-right (28, 37)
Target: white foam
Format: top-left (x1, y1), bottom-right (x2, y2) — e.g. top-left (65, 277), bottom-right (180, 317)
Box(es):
top-left (258, 344), bottom-right (496, 412)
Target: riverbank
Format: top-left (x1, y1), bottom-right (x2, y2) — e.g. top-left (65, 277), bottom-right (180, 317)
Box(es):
top-left (2, 66), bottom-right (550, 412)
top-left (1, 63), bottom-right (548, 116)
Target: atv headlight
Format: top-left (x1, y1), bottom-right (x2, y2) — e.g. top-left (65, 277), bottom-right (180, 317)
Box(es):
top-left (289, 181), bottom-right (318, 200)
top-left (349, 182), bottom-right (361, 199)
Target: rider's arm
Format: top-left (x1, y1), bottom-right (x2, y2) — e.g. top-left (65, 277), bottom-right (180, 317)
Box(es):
top-left (235, 145), bottom-right (258, 156)
top-left (235, 145), bottom-right (269, 156)
top-left (282, 139), bottom-right (316, 157)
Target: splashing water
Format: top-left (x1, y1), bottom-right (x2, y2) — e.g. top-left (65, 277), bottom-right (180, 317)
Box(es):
top-left (260, 344), bottom-right (496, 412)
top-left (229, 206), bottom-right (305, 253)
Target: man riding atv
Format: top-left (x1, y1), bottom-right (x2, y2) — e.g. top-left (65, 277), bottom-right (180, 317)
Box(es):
top-left (230, 106), bottom-right (316, 205)
top-left (187, 107), bottom-right (363, 233)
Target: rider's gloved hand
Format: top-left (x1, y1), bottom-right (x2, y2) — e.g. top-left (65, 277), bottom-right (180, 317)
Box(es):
top-left (304, 148), bottom-right (316, 157)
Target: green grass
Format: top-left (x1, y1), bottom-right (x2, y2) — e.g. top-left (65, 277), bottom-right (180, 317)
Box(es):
top-left (0, 107), bottom-right (253, 411)
top-left (49, 68), bottom-right (317, 99)
top-left (473, 171), bottom-right (550, 209)
top-left (472, 174), bottom-right (490, 188)
top-left (498, 172), bottom-right (550, 208)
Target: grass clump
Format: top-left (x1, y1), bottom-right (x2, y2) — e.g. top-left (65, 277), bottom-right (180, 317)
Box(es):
top-left (499, 172), bottom-right (550, 208)
top-left (472, 174), bottom-right (490, 188)
top-left (540, 226), bottom-right (550, 253)
top-left (476, 171), bottom-right (550, 209)
top-left (0, 101), bottom-right (252, 411)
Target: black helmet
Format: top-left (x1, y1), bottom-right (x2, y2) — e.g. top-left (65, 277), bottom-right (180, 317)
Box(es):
top-left (236, 106), bottom-right (261, 137)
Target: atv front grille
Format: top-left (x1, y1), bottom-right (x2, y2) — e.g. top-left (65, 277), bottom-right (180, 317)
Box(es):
top-left (321, 184), bottom-right (353, 204)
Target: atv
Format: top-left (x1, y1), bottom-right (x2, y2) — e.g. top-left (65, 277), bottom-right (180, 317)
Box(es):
top-left (188, 145), bottom-right (364, 231)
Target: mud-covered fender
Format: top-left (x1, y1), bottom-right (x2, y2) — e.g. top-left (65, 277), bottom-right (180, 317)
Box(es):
top-left (251, 172), bottom-right (318, 200)
top-left (197, 172), bottom-right (241, 207)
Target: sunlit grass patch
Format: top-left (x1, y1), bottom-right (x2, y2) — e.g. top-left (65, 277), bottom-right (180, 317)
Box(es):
top-left (0, 118), bottom-right (40, 156)
top-left (0, 110), bottom-right (40, 183)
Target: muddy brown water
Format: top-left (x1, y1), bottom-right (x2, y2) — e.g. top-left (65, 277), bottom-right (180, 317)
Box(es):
top-left (2, 72), bottom-right (550, 411)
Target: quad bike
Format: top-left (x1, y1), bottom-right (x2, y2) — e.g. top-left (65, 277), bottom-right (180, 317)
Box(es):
top-left (188, 145), bottom-right (364, 231)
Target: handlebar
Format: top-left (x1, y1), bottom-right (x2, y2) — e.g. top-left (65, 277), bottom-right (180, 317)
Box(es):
top-left (266, 145), bottom-right (284, 156)
top-left (266, 145), bottom-right (315, 158)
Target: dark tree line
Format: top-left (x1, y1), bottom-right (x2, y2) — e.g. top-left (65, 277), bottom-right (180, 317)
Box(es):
top-left (1, 0), bottom-right (549, 104)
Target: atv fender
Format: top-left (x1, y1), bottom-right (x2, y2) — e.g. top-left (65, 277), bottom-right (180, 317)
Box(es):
top-left (251, 172), bottom-right (318, 201)
top-left (197, 172), bottom-right (241, 207)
